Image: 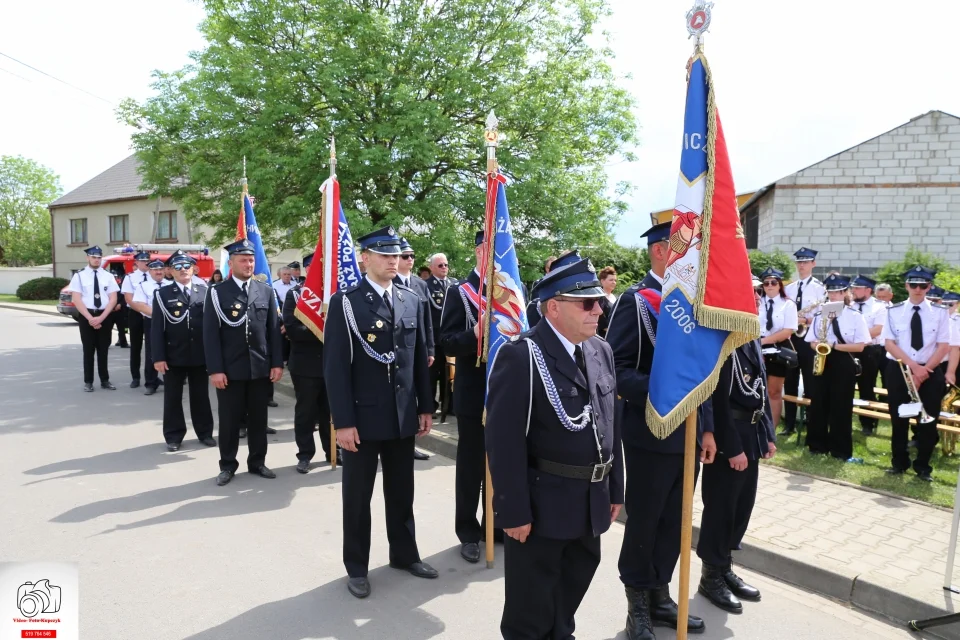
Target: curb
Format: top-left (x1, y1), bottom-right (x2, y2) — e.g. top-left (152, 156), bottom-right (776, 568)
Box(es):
top-left (0, 302), bottom-right (65, 318)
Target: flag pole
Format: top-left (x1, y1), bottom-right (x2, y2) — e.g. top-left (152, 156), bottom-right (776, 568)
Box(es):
top-left (481, 110), bottom-right (500, 569)
top-left (326, 136), bottom-right (338, 471)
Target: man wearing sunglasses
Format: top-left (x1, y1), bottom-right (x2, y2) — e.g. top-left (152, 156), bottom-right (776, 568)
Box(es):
top-left (425, 253), bottom-right (457, 416)
top-left (880, 266), bottom-right (951, 481)
top-left (486, 257), bottom-right (623, 640)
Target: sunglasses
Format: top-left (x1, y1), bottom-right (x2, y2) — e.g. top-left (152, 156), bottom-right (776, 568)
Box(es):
top-left (762, 280), bottom-right (779, 286)
top-left (908, 282), bottom-right (930, 290)
top-left (401, 254), bottom-right (415, 260)
top-left (559, 298), bottom-right (601, 311)
top-left (436, 263), bottom-right (448, 268)
top-left (171, 264), bottom-right (192, 271)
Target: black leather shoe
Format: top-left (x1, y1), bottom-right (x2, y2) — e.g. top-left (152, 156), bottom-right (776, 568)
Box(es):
top-left (130, 379), bottom-right (140, 388)
top-left (649, 584), bottom-right (704, 632)
top-left (723, 566), bottom-right (761, 601)
top-left (348, 577), bottom-right (370, 599)
top-left (216, 470), bottom-right (234, 486)
top-left (239, 428), bottom-right (247, 439)
top-left (200, 437), bottom-right (217, 447)
top-left (249, 465), bottom-right (276, 479)
top-left (266, 426), bottom-right (277, 434)
top-left (413, 448), bottom-right (430, 461)
top-left (267, 399), bottom-right (278, 407)
top-left (778, 427), bottom-right (796, 436)
top-left (166, 443), bottom-right (180, 452)
top-left (144, 387), bottom-right (157, 396)
top-left (698, 563), bottom-right (742, 614)
top-left (296, 460), bottom-right (310, 474)
top-left (886, 467), bottom-right (906, 475)
top-left (460, 542), bottom-right (480, 564)
top-left (101, 382), bottom-right (116, 390)
top-left (917, 471), bottom-right (934, 482)
top-left (389, 561), bottom-right (438, 579)
top-left (83, 383), bottom-right (94, 392)
top-left (624, 586), bottom-right (656, 640)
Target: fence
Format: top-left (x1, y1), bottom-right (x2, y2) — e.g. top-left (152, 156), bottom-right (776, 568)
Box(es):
top-left (0, 266), bottom-right (55, 294)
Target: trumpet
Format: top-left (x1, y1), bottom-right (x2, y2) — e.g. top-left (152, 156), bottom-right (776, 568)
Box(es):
top-left (812, 311), bottom-right (834, 376)
top-left (897, 359), bottom-right (934, 424)
top-left (795, 297), bottom-right (826, 338)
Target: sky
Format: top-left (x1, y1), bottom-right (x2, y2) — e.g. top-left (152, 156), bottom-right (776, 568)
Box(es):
top-left (1, 0), bottom-right (957, 246)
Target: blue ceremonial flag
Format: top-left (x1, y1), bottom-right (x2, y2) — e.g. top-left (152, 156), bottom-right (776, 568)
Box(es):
top-left (236, 191), bottom-right (278, 311)
top-left (479, 172), bottom-right (529, 384)
top-left (644, 52), bottom-right (760, 438)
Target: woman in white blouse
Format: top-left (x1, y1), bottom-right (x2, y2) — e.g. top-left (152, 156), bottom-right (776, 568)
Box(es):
top-left (758, 267), bottom-right (798, 427)
top-left (804, 274), bottom-right (869, 461)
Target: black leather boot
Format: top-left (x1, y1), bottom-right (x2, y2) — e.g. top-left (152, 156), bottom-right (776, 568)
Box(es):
top-left (723, 565), bottom-right (761, 601)
top-left (649, 584), bottom-right (705, 633)
top-left (624, 586), bottom-right (656, 640)
top-left (698, 563), bottom-right (742, 614)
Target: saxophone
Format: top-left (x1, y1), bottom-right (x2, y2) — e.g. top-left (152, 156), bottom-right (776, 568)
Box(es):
top-left (795, 296), bottom-right (826, 338)
top-left (812, 310), bottom-right (833, 376)
top-left (943, 385), bottom-right (960, 455)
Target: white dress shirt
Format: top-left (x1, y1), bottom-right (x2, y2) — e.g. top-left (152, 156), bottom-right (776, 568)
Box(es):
top-left (68, 266), bottom-right (120, 310)
top-left (232, 275), bottom-right (251, 291)
top-left (365, 275), bottom-right (394, 301)
top-left (880, 299), bottom-right (951, 363)
top-left (121, 269), bottom-right (150, 295)
top-left (273, 278), bottom-right (294, 301)
top-left (544, 317), bottom-right (579, 360)
top-left (132, 277), bottom-right (164, 317)
top-left (785, 276), bottom-right (826, 321)
top-left (949, 314), bottom-right (960, 348)
top-left (805, 305), bottom-right (870, 346)
top-left (852, 297), bottom-right (886, 345)
top-left (759, 295), bottom-right (799, 338)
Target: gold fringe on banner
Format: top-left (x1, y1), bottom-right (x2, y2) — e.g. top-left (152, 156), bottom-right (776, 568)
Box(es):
top-left (293, 306), bottom-right (325, 342)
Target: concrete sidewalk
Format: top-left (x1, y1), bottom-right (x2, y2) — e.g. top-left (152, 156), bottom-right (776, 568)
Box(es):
top-left (282, 371), bottom-right (960, 640)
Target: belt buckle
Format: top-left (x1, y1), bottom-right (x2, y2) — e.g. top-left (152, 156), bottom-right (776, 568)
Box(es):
top-left (591, 463), bottom-right (607, 483)
top-left (751, 409), bottom-right (763, 424)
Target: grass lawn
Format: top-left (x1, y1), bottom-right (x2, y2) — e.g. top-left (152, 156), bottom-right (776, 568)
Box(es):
top-left (762, 416), bottom-right (959, 508)
top-left (0, 293), bottom-right (57, 306)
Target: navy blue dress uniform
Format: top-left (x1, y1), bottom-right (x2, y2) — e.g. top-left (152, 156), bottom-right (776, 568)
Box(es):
top-left (150, 253), bottom-right (215, 451)
top-left (486, 258), bottom-right (624, 640)
top-left (605, 221), bottom-right (711, 638)
top-left (203, 239), bottom-right (284, 485)
top-left (121, 251), bottom-right (151, 387)
top-left (525, 250), bottom-right (583, 329)
top-left (439, 230), bottom-right (497, 562)
top-left (67, 245), bottom-right (121, 391)
top-left (282, 252), bottom-right (334, 471)
top-left (783, 247), bottom-right (826, 436)
top-left (394, 238), bottom-right (435, 361)
top-left (697, 338), bottom-right (775, 613)
top-left (425, 268), bottom-right (457, 414)
top-left (323, 226), bottom-right (435, 596)
top-left (880, 266), bottom-right (951, 481)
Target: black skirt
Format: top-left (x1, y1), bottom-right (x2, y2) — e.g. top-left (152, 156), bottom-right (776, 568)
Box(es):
top-left (763, 340), bottom-right (793, 378)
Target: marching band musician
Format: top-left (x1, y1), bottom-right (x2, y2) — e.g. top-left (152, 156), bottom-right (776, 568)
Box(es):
top-left (697, 274), bottom-right (776, 614)
top-left (68, 245), bottom-right (120, 392)
top-left (151, 252), bottom-right (216, 452)
top-left (782, 247), bottom-right (826, 437)
top-left (324, 226), bottom-right (436, 599)
top-left (281, 252), bottom-right (335, 471)
top-left (131, 259), bottom-right (167, 396)
top-left (606, 221), bottom-right (714, 640)
top-left (881, 266), bottom-right (951, 482)
top-left (486, 258), bottom-right (623, 640)
top-left (121, 252), bottom-right (152, 388)
top-left (439, 230), bottom-right (497, 564)
top-left (525, 249), bottom-right (582, 329)
top-left (946, 292), bottom-right (960, 387)
top-left (851, 275), bottom-right (887, 435)
top-left (803, 275), bottom-right (869, 462)
top-left (757, 267), bottom-right (798, 434)
top-left (203, 239), bottom-right (284, 487)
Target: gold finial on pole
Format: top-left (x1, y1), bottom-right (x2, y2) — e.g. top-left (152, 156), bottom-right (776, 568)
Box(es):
top-left (329, 134), bottom-right (337, 179)
top-left (484, 110), bottom-right (500, 175)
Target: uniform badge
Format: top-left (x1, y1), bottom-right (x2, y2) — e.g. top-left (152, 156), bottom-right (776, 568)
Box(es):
top-left (743, 373), bottom-right (752, 383)
top-left (235, 303), bottom-right (242, 309)
top-left (376, 320), bottom-right (384, 328)
top-left (231, 310), bottom-right (239, 317)
top-left (367, 334), bottom-right (376, 343)
top-left (177, 302), bottom-right (183, 307)
top-left (174, 310), bottom-right (180, 317)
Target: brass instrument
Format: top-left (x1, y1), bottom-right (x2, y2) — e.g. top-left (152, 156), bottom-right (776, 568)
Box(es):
top-left (943, 384), bottom-right (960, 414)
top-left (812, 311), bottom-right (834, 376)
top-left (897, 359), bottom-right (934, 424)
top-left (795, 296), bottom-right (826, 338)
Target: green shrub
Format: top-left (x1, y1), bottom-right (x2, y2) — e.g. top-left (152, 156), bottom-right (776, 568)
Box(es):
top-left (874, 247), bottom-right (955, 303)
top-left (935, 269), bottom-right (960, 296)
top-left (748, 249), bottom-right (794, 280)
top-left (16, 277), bottom-right (69, 300)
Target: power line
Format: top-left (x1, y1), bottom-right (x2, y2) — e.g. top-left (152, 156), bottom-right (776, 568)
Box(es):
top-left (0, 51), bottom-right (114, 104)
top-left (0, 66), bottom-right (31, 82)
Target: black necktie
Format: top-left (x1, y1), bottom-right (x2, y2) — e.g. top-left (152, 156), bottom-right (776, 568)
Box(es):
top-left (92, 270), bottom-right (102, 309)
top-left (858, 302), bottom-right (864, 313)
top-left (796, 280), bottom-right (804, 310)
top-left (383, 291), bottom-right (393, 315)
top-left (184, 285), bottom-right (190, 301)
top-left (911, 306), bottom-right (923, 351)
top-left (766, 299), bottom-right (774, 331)
top-left (574, 345), bottom-right (587, 379)
top-left (142, 272), bottom-right (148, 283)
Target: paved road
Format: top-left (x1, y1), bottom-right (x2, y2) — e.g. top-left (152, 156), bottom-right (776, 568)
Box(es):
top-left (0, 307), bottom-right (938, 639)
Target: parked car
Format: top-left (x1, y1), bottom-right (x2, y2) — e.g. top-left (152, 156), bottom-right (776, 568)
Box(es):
top-left (57, 244), bottom-right (215, 321)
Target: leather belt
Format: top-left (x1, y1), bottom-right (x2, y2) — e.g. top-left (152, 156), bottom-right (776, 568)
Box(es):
top-left (89, 309), bottom-right (104, 316)
top-left (533, 457), bottom-right (612, 482)
top-left (731, 407), bottom-right (763, 424)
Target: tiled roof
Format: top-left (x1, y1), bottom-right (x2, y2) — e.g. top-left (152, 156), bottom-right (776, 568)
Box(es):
top-left (49, 154), bottom-right (151, 208)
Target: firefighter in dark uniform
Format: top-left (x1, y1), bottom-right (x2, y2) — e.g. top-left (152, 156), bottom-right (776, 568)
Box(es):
top-left (425, 254), bottom-right (457, 415)
top-left (440, 230), bottom-right (497, 564)
top-left (324, 226), bottom-right (436, 599)
top-left (605, 221), bottom-right (716, 640)
top-left (486, 257), bottom-right (624, 640)
top-left (525, 249), bottom-right (582, 329)
top-left (121, 251), bottom-right (151, 387)
top-left (203, 239), bottom-right (284, 487)
top-left (151, 251), bottom-right (216, 452)
top-left (697, 278), bottom-right (777, 614)
top-left (282, 252), bottom-right (335, 472)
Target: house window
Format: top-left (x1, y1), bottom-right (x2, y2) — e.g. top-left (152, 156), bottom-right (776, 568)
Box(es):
top-left (109, 215), bottom-right (129, 243)
top-left (742, 209), bottom-right (759, 250)
top-left (157, 210), bottom-right (178, 241)
top-left (70, 218), bottom-right (87, 244)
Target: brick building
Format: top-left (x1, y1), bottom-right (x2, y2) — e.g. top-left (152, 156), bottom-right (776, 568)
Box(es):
top-left (738, 110), bottom-right (960, 275)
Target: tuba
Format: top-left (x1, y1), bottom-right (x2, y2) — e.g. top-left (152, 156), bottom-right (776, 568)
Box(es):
top-left (897, 359), bottom-right (934, 424)
top-left (812, 311), bottom-right (833, 376)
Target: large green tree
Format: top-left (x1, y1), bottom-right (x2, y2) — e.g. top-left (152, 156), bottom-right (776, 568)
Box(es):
top-left (0, 156), bottom-right (62, 267)
top-left (119, 0), bottom-right (636, 280)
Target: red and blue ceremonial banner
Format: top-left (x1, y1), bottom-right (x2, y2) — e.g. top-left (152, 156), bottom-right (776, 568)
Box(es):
top-left (235, 191), bottom-right (273, 287)
top-left (294, 177), bottom-right (362, 341)
top-left (645, 52), bottom-right (760, 438)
